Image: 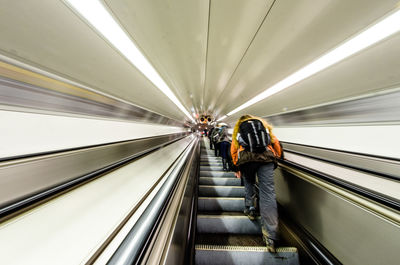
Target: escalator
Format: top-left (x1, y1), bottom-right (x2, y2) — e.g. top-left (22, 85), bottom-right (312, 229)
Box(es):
top-left (194, 139), bottom-right (299, 265)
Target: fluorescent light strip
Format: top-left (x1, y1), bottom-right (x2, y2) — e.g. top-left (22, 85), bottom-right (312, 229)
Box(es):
top-left (217, 115), bottom-right (227, 122)
top-left (222, 9), bottom-right (400, 119)
top-left (65, 0), bottom-right (195, 122)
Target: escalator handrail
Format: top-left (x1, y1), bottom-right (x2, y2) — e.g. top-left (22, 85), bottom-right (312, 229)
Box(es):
top-left (107, 138), bottom-right (197, 265)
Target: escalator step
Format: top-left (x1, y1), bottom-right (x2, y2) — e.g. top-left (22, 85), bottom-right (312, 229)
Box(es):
top-left (200, 171), bottom-right (235, 178)
top-left (200, 159), bottom-right (221, 163)
top-left (199, 185), bottom-right (245, 197)
top-left (200, 162), bottom-right (223, 166)
top-left (196, 233), bottom-right (264, 246)
top-left (195, 245), bottom-right (299, 265)
top-left (198, 197), bottom-right (244, 212)
top-left (200, 166), bottom-right (224, 171)
top-left (200, 158), bottom-right (221, 162)
top-left (199, 177), bottom-right (241, 186)
top-left (197, 213), bottom-right (261, 234)
top-left (201, 152), bottom-right (216, 156)
top-left (201, 154), bottom-right (219, 157)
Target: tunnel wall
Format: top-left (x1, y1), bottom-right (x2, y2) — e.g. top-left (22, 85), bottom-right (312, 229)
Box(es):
top-left (0, 110), bottom-right (187, 159)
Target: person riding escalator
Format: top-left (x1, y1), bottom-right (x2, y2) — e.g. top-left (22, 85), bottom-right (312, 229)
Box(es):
top-left (216, 123), bottom-right (230, 171)
top-left (230, 115), bottom-right (283, 252)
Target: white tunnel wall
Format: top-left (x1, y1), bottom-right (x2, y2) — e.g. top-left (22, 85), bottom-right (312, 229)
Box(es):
top-left (0, 110), bottom-right (187, 159)
top-left (274, 125), bottom-right (400, 159)
top-left (225, 86), bottom-right (400, 159)
top-left (227, 123), bottom-right (400, 159)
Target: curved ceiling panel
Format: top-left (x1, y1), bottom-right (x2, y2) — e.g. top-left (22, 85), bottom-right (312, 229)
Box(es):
top-left (204, 0), bottom-right (274, 114)
top-left (214, 0), bottom-right (399, 117)
top-left (1, 0), bottom-right (399, 123)
top-left (104, 0), bottom-right (209, 114)
top-left (225, 32), bottom-right (400, 123)
top-left (0, 0), bottom-right (185, 121)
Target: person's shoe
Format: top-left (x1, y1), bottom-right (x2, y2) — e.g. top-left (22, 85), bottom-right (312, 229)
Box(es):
top-left (265, 237), bottom-right (276, 253)
top-left (243, 207), bottom-right (256, 221)
top-left (261, 227), bottom-right (276, 252)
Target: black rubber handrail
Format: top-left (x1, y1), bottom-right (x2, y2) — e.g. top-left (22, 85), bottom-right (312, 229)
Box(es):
top-left (184, 141), bottom-right (200, 265)
top-left (107, 138), bottom-right (197, 265)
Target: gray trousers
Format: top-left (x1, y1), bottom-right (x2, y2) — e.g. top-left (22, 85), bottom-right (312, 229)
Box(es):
top-left (241, 162), bottom-right (278, 240)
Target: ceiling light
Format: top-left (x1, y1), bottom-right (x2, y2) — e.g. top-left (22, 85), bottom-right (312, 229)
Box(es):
top-left (217, 115), bottom-right (227, 122)
top-left (64, 0), bottom-right (195, 122)
top-left (223, 9), bottom-right (400, 119)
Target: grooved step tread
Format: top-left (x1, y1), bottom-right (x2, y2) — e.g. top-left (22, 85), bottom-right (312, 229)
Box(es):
top-left (198, 197), bottom-right (245, 212)
top-left (199, 185), bottom-right (245, 197)
top-left (197, 213), bottom-right (261, 234)
top-left (196, 245), bottom-right (298, 253)
top-left (196, 233), bottom-right (264, 246)
top-left (199, 177), bottom-right (241, 186)
top-left (200, 166), bottom-right (224, 170)
top-left (200, 171), bottom-right (235, 178)
top-left (196, 245), bottom-right (299, 265)
top-left (199, 185), bottom-right (244, 188)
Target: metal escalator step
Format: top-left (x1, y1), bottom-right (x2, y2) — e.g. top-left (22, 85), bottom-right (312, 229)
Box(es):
top-left (200, 164), bottom-right (223, 168)
top-left (199, 177), bottom-right (241, 186)
top-left (200, 155), bottom-right (220, 158)
top-left (201, 152), bottom-right (216, 155)
top-left (198, 197), bottom-right (244, 212)
top-left (197, 213), bottom-right (261, 234)
top-left (201, 154), bottom-right (216, 158)
top-left (200, 171), bottom-right (235, 178)
top-left (200, 158), bottom-right (221, 162)
top-left (200, 161), bottom-right (222, 165)
top-left (200, 158), bottom-right (221, 161)
top-left (200, 162), bottom-right (223, 166)
top-left (199, 185), bottom-right (245, 197)
top-left (196, 233), bottom-right (264, 246)
top-left (200, 166), bottom-right (223, 171)
top-left (195, 245), bottom-right (299, 265)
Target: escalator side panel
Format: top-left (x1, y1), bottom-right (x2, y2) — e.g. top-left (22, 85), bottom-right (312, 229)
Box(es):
top-left (275, 168), bottom-right (400, 265)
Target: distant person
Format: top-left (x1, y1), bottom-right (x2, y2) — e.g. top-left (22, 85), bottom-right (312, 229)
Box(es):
top-left (208, 127), bottom-right (215, 150)
top-left (211, 125), bottom-right (221, 157)
top-left (230, 115), bottom-right (283, 252)
top-left (217, 123), bottom-right (230, 171)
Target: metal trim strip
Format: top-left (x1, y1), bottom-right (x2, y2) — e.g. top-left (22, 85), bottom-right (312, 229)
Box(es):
top-left (282, 142), bottom-right (400, 179)
top-left (264, 87), bottom-right (400, 126)
top-left (0, 72), bottom-right (182, 126)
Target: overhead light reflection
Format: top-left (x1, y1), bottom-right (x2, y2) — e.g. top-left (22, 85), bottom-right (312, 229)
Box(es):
top-left (217, 115), bottom-right (227, 121)
top-left (225, 9), bottom-right (400, 117)
top-left (64, 0), bottom-right (195, 123)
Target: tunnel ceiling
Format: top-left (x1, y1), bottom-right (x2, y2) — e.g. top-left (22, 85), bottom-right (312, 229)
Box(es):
top-left (0, 0), bottom-right (399, 123)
